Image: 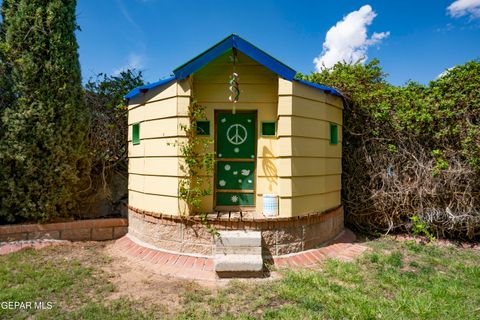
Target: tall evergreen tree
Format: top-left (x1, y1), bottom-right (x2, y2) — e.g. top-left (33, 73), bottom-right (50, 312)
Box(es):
top-left (0, 0), bottom-right (90, 222)
top-left (0, 19), bottom-right (14, 207)
top-left (0, 20), bottom-right (14, 114)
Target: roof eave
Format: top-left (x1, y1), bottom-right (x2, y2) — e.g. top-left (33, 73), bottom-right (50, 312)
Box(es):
top-left (124, 35), bottom-right (342, 101)
top-left (124, 76), bottom-right (176, 100)
top-left (294, 79), bottom-right (343, 98)
top-left (173, 34), bottom-right (296, 81)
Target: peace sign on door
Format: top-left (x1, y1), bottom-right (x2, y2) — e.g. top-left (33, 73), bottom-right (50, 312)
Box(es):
top-left (226, 124), bottom-right (248, 145)
top-left (216, 112), bottom-right (255, 159)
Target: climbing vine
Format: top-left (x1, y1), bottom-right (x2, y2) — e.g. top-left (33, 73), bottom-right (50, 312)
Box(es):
top-left (176, 98), bottom-right (218, 236)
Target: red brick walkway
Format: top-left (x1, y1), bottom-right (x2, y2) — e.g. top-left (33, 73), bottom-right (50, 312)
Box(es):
top-left (111, 236), bottom-right (217, 281)
top-left (272, 229), bottom-right (368, 268)
top-left (0, 229), bottom-right (368, 281)
top-left (111, 229), bottom-right (368, 280)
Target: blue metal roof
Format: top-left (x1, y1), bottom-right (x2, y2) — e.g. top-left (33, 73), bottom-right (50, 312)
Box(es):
top-left (124, 76), bottom-right (175, 100)
top-left (294, 79), bottom-right (342, 97)
top-left (173, 34), bottom-right (296, 81)
top-left (125, 34), bottom-right (342, 100)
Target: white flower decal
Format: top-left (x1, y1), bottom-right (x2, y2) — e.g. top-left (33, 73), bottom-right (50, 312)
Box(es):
top-left (231, 195), bottom-right (238, 203)
top-left (250, 155), bottom-right (254, 158)
top-left (224, 164), bottom-right (231, 171)
top-left (219, 180), bottom-right (226, 187)
top-left (247, 180), bottom-right (252, 183)
top-left (247, 119), bottom-right (252, 123)
top-left (218, 153), bottom-right (222, 157)
top-left (238, 179), bottom-right (242, 183)
top-left (241, 169), bottom-right (250, 176)
top-left (233, 171), bottom-right (238, 175)
top-left (221, 118), bottom-right (226, 123)
top-left (234, 147), bottom-right (240, 153)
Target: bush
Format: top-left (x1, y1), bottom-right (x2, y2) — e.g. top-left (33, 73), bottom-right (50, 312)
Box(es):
top-left (301, 59), bottom-right (480, 239)
top-left (80, 70), bottom-right (144, 215)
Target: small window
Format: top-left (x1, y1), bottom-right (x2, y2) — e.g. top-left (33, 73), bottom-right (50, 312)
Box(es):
top-left (330, 123), bottom-right (338, 145)
top-left (132, 123), bottom-right (140, 145)
top-left (261, 121), bottom-right (276, 137)
top-left (196, 120), bottom-right (210, 136)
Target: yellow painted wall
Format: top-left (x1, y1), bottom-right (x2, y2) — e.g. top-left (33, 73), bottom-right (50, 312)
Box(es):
top-left (128, 51), bottom-right (343, 218)
top-left (127, 80), bottom-right (191, 215)
top-left (278, 78), bottom-right (343, 216)
top-left (193, 51), bottom-right (279, 214)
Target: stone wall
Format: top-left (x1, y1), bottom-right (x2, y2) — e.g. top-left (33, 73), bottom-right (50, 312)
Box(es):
top-left (127, 206), bottom-right (344, 257)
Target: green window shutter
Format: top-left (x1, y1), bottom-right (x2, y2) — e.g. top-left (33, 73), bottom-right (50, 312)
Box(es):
top-left (132, 123), bottom-right (140, 145)
top-left (330, 123), bottom-right (338, 145)
top-left (261, 121), bottom-right (276, 137)
top-left (196, 120), bottom-right (210, 136)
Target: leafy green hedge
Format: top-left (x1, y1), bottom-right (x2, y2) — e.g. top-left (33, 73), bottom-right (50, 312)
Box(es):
top-left (301, 59), bottom-right (480, 239)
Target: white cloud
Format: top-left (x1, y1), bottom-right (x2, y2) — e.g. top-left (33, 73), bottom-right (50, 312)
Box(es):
top-left (437, 67), bottom-right (455, 79)
top-left (313, 5), bottom-right (390, 71)
top-left (447, 0), bottom-right (480, 19)
top-left (113, 53), bottom-right (144, 75)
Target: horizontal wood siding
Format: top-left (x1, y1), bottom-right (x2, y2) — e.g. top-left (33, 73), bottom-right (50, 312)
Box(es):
top-left (278, 116), bottom-right (343, 141)
top-left (129, 157), bottom-right (184, 177)
top-left (278, 78), bottom-right (343, 216)
top-left (291, 192), bottom-right (341, 214)
top-left (279, 137), bottom-right (342, 158)
top-left (128, 190), bottom-right (186, 214)
top-left (127, 80), bottom-right (191, 215)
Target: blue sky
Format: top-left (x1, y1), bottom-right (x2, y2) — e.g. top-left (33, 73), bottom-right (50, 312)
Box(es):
top-left (26, 1), bottom-right (480, 85)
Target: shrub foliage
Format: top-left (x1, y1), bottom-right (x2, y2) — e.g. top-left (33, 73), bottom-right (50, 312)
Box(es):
top-left (83, 70), bottom-right (144, 208)
top-left (0, 0), bottom-right (89, 222)
top-left (301, 59), bottom-right (480, 239)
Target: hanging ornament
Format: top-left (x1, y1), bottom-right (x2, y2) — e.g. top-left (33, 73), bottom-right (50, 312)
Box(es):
top-left (228, 48), bottom-right (240, 114)
top-left (229, 73), bottom-right (240, 101)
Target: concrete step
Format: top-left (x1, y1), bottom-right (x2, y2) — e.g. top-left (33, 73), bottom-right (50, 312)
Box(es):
top-left (215, 246), bottom-right (262, 255)
top-left (214, 231), bottom-right (263, 275)
top-left (214, 254), bottom-right (263, 272)
top-left (216, 230), bottom-right (261, 247)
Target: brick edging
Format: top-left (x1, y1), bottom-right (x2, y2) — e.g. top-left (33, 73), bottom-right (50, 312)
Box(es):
top-left (127, 205), bottom-right (343, 230)
top-left (0, 218), bottom-right (128, 242)
top-left (111, 229), bottom-right (368, 281)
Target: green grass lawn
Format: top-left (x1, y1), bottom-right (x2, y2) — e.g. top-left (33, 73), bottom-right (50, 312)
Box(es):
top-left (0, 238), bottom-right (479, 319)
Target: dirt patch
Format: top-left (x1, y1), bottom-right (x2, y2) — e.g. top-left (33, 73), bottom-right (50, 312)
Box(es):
top-left (100, 241), bottom-right (224, 314)
top-left (0, 239), bottom-right (72, 255)
top-left (1, 239), bottom-right (326, 317)
top-left (102, 251), bottom-right (196, 309)
top-left (9, 241), bottom-right (222, 315)
top-left (5, 239), bottom-right (278, 316)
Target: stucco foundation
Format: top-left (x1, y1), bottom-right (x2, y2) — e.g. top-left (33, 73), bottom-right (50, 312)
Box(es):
top-left (127, 205), bottom-right (344, 257)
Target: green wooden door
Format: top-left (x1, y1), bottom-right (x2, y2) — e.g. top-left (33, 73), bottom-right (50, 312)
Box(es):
top-left (215, 111), bottom-right (256, 206)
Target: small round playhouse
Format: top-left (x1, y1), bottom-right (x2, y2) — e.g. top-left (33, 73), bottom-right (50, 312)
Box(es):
top-left (125, 35), bottom-right (345, 273)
